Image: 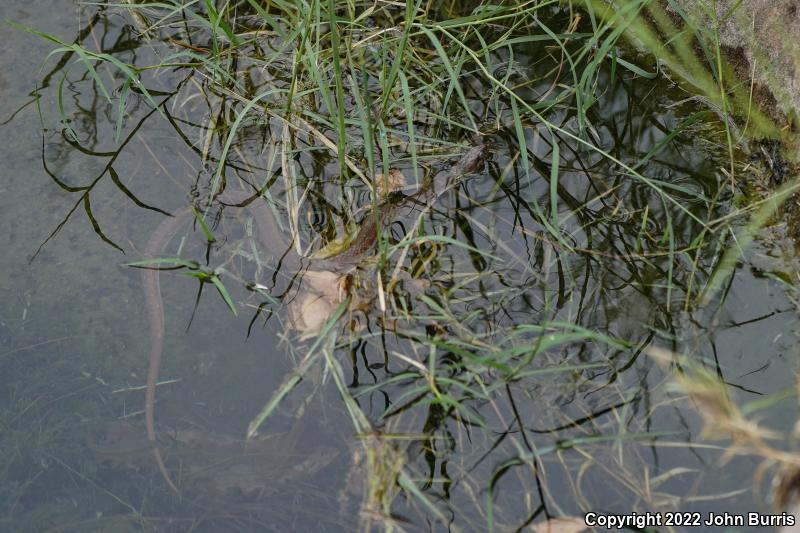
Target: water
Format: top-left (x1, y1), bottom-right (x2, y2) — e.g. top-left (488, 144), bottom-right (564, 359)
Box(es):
top-left (1, 1), bottom-right (798, 532)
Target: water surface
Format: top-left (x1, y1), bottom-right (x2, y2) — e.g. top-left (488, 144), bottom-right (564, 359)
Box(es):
top-left (1, 2), bottom-right (799, 532)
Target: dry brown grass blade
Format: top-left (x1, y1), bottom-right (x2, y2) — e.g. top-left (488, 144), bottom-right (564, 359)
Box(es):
top-left (647, 346), bottom-right (800, 513)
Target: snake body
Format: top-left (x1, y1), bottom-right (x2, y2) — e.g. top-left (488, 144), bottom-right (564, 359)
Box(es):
top-left (142, 206), bottom-right (191, 494)
top-left (141, 143), bottom-right (490, 494)
top-left (142, 194), bottom-right (283, 495)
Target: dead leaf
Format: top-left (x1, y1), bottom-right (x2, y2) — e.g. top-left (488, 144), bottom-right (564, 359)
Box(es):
top-left (288, 270), bottom-right (345, 340)
top-left (302, 270), bottom-right (343, 300)
top-left (374, 168), bottom-right (406, 196)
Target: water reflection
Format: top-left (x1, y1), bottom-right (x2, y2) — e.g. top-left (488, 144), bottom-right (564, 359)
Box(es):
top-left (2, 1), bottom-right (798, 531)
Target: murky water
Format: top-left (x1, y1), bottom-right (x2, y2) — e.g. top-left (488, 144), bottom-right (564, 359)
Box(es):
top-left (2, 1), bottom-right (799, 532)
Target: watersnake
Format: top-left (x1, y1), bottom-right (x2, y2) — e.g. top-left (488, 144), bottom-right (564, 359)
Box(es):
top-left (141, 142), bottom-right (491, 493)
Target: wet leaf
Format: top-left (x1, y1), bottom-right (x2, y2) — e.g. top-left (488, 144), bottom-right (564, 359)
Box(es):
top-left (311, 233), bottom-right (355, 260)
top-left (191, 206), bottom-right (216, 243)
top-left (126, 257), bottom-right (200, 270)
top-left (289, 270), bottom-right (346, 340)
top-left (209, 275), bottom-right (238, 316)
top-left (374, 168), bottom-right (406, 196)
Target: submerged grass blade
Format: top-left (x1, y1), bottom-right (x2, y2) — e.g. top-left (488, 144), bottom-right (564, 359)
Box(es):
top-left (246, 299), bottom-right (349, 439)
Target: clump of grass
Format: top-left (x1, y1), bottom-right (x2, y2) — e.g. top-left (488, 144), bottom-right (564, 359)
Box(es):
top-left (648, 346), bottom-right (800, 509)
top-left (578, 0), bottom-right (781, 139)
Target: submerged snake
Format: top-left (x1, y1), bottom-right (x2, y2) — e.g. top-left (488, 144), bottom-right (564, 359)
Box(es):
top-left (141, 142), bottom-right (491, 493)
top-left (142, 193), bottom-right (282, 495)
